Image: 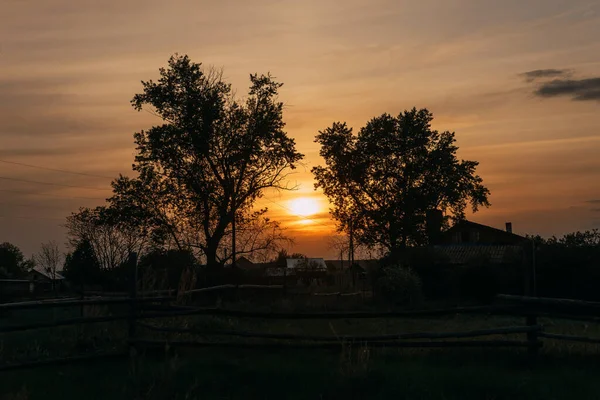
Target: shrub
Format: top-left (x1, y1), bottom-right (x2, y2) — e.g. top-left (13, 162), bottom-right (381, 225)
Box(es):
top-left (376, 265), bottom-right (423, 306)
top-left (459, 263), bottom-right (500, 304)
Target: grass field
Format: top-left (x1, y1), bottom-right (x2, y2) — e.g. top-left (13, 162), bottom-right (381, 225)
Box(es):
top-left (3, 303), bottom-right (600, 399)
top-left (3, 347), bottom-right (600, 400)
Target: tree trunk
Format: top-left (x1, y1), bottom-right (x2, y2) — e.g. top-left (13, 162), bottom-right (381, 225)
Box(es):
top-left (204, 243), bottom-right (221, 286)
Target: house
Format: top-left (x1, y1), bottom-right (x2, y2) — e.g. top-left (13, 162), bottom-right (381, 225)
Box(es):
top-left (30, 267), bottom-right (65, 282)
top-left (233, 256), bottom-right (263, 271)
top-left (29, 267), bottom-right (66, 292)
top-left (438, 220), bottom-right (527, 246)
top-left (325, 259), bottom-right (378, 290)
top-left (265, 258), bottom-right (328, 277)
top-left (432, 220), bottom-right (527, 266)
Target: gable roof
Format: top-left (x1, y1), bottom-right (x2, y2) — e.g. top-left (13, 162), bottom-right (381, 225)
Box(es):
top-left (234, 256), bottom-right (259, 269)
top-left (325, 259), bottom-right (379, 271)
top-left (444, 220), bottom-right (527, 243)
top-left (31, 267), bottom-right (65, 280)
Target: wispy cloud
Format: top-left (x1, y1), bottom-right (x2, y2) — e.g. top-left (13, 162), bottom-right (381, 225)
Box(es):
top-left (520, 69), bottom-right (572, 82)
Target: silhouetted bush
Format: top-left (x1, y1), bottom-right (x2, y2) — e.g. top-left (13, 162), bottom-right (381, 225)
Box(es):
top-left (376, 265), bottom-right (423, 306)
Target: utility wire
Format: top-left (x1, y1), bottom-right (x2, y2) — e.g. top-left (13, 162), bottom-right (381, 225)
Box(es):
top-left (0, 159), bottom-right (115, 179)
top-left (0, 189), bottom-right (106, 201)
top-left (0, 201), bottom-right (76, 211)
top-left (0, 176), bottom-right (110, 191)
top-left (0, 214), bottom-right (65, 222)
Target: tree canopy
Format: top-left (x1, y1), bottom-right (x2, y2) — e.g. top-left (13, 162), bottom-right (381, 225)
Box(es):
top-left (65, 206), bottom-right (148, 270)
top-left (62, 239), bottom-right (102, 285)
top-left (106, 55), bottom-right (303, 269)
top-left (312, 108), bottom-right (490, 255)
top-left (0, 242), bottom-right (33, 278)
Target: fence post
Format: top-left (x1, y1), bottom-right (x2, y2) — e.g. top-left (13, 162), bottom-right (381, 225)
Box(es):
top-left (128, 252), bottom-right (139, 349)
top-left (526, 313), bottom-right (539, 363)
top-left (283, 268), bottom-right (287, 299)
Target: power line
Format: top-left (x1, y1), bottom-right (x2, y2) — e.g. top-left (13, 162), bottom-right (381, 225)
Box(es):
top-left (0, 214), bottom-right (64, 222)
top-left (0, 189), bottom-right (106, 201)
top-left (0, 159), bottom-right (115, 179)
top-left (0, 176), bottom-right (110, 191)
top-left (0, 201), bottom-right (76, 212)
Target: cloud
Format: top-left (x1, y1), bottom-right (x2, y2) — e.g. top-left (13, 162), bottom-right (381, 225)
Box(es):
top-left (0, 77), bottom-right (118, 138)
top-left (587, 200), bottom-right (600, 204)
top-left (534, 77), bottom-right (600, 101)
top-left (520, 69), bottom-right (572, 82)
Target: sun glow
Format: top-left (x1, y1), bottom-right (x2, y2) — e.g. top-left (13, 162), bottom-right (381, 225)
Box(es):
top-left (288, 197), bottom-right (320, 217)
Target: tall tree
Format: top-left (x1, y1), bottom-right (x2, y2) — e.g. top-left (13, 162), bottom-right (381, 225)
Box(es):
top-left (312, 108), bottom-right (490, 256)
top-left (65, 206), bottom-right (148, 270)
top-left (35, 241), bottom-right (63, 292)
top-left (63, 239), bottom-right (102, 287)
top-left (0, 242), bottom-right (33, 278)
top-left (107, 55), bottom-right (303, 270)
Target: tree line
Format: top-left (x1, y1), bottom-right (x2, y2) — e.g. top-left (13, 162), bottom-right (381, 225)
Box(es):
top-left (3, 54), bottom-right (596, 303)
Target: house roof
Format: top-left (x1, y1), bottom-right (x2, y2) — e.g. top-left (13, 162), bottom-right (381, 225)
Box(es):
top-left (433, 245), bottom-right (523, 265)
top-left (31, 267), bottom-right (65, 280)
top-left (447, 220), bottom-right (527, 241)
top-left (325, 259), bottom-right (379, 271)
top-left (285, 258), bottom-right (327, 271)
top-left (234, 256), bottom-right (262, 270)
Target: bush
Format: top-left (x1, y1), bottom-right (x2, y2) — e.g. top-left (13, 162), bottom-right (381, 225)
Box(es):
top-left (376, 265), bottom-right (423, 306)
top-left (459, 263), bottom-right (499, 304)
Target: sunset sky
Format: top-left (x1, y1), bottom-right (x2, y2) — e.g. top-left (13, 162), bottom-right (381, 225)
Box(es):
top-left (1, 0), bottom-right (600, 259)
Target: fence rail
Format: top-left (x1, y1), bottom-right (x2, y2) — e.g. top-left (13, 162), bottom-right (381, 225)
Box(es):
top-left (131, 339), bottom-right (536, 351)
top-left (83, 289), bottom-right (175, 297)
top-left (137, 322), bottom-right (541, 342)
top-left (0, 296), bottom-right (173, 311)
top-left (0, 351), bottom-right (128, 373)
top-left (4, 289), bottom-right (600, 372)
top-left (136, 304), bottom-right (518, 320)
top-left (182, 284), bottom-right (284, 295)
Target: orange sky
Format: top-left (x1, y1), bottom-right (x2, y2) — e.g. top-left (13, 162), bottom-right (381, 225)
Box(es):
top-left (1, 0), bottom-right (600, 259)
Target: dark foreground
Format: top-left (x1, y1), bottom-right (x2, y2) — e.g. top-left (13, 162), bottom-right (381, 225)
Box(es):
top-left (2, 348), bottom-right (600, 400)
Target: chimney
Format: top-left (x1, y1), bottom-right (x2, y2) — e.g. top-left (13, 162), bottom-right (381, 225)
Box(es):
top-left (426, 209), bottom-right (444, 245)
top-left (505, 222), bottom-right (513, 234)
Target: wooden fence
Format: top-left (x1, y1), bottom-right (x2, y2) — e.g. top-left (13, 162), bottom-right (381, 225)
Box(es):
top-left (2, 286), bottom-right (600, 372)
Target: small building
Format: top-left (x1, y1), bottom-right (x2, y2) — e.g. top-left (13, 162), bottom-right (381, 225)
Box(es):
top-left (29, 267), bottom-right (66, 293)
top-left (30, 267), bottom-right (65, 282)
top-left (265, 258), bottom-right (328, 277)
top-left (325, 259), bottom-right (378, 290)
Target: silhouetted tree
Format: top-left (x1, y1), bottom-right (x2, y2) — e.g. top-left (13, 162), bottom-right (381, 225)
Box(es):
top-left (138, 248), bottom-right (199, 290)
top-left (530, 229), bottom-right (600, 300)
top-left (34, 240), bottom-right (63, 293)
top-left (312, 108), bottom-right (490, 257)
top-left (0, 242), bottom-right (33, 278)
top-left (107, 55), bottom-right (303, 271)
top-left (63, 239), bottom-right (102, 286)
top-left (65, 206), bottom-right (148, 270)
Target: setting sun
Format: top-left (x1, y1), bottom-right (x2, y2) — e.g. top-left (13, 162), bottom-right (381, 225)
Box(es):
top-left (288, 197), bottom-right (320, 217)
